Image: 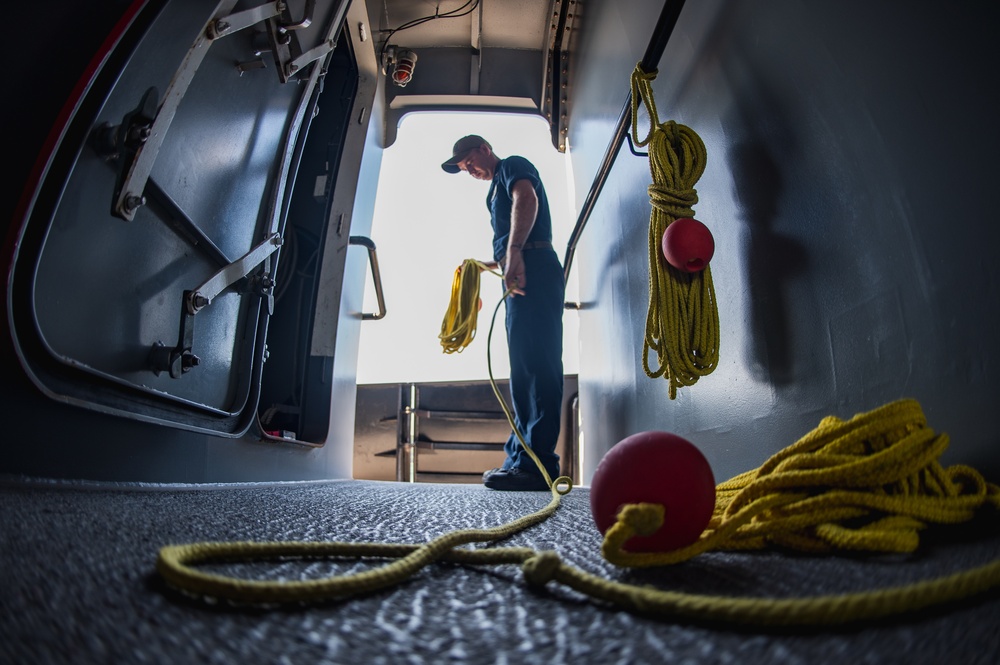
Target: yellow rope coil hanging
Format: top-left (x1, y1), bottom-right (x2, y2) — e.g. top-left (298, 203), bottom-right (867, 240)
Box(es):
top-left (631, 63), bottom-right (720, 399)
top-left (439, 259), bottom-right (496, 354)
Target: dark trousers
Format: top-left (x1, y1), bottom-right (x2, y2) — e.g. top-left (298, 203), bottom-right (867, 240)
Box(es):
top-left (502, 249), bottom-right (564, 478)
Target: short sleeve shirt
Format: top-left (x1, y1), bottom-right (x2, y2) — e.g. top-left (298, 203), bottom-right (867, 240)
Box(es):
top-left (486, 156), bottom-right (552, 263)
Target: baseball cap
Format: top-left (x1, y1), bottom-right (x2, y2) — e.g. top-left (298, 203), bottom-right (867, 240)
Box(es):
top-left (441, 135), bottom-right (490, 173)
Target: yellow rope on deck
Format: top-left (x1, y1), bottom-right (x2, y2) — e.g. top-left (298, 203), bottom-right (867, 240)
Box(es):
top-left (159, 283), bottom-right (576, 606)
top-left (600, 398), bottom-right (1000, 568)
top-left (155, 209), bottom-right (1000, 626)
top-left (631, 63), bottom-right (720, 399)
top-left (156, 389), bottom-right (1000, 626)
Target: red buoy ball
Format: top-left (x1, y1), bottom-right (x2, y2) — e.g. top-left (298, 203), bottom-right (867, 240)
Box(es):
top-left (590, 431), bottom-right (715, 552)
top-left (662, 217), bottom-right (715, 272)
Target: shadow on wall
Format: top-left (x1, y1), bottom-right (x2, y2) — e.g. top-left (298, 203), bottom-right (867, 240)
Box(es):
top-left (728, 140), bottom-right (808, 386)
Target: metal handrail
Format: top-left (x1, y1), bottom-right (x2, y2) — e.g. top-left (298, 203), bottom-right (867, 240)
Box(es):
top-left (349, 235), bottom-right (387, 320)
top-left (562, 0), bottom-right (688, 285)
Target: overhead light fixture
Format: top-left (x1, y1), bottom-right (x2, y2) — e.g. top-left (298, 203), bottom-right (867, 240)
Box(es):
top-left (390, 48), bottom-right (418, 87)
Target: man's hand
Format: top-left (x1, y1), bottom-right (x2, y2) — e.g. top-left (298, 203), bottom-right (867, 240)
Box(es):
top-left (504, 246), bottom-right (526, 296)
top-left (504, 179), bottom-right (538, 297)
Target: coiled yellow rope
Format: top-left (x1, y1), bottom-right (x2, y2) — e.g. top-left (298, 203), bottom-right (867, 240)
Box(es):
top-left (632, 63), bottom-right (720, 399)
top-left (157, 385), bottom-right (1000, 624)
top-left (439, 259), bottom-right (496, 354)
top-left (600, 398), bottom-right (1000, 568)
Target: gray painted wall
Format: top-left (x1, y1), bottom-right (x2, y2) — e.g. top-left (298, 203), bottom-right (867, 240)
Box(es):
top-left (569, 0), bottom-right (1000, 485)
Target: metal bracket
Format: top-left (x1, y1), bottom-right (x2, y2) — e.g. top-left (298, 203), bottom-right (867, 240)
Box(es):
top-left (91, 86), bottom-right (159, 218)
top-left (149, 233), bottom-right (282, 378)
top-left (207, 0), bottom-right (283, 39)
top-left (187, 233), bottom-right (282, 313)
top-left (99, 0), bottom-right (324, 220)
top-left (625, 132), bottom-right (649, 157)
top-left (543, 0), bottom-right (579, 152)
top-left (263, 1), bottom-right (334, 83)
top-left (284, 35), bottom-right (339, 81)
top-left (148, 293), bottom-right (200, 379)
top-left (103, 0), bottom-right (241, 220)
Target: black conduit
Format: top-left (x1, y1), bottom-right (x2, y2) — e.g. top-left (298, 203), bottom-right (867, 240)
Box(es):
top-left (562, 0), bottom-right (688, 286)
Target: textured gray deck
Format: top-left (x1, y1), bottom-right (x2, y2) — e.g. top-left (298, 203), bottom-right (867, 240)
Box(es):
top-left (2, 477), bottom-right (999, 664)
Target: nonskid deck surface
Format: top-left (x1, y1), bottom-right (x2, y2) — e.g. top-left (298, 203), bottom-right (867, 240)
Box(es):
top-left (2, 477), bottom-right (999, 664)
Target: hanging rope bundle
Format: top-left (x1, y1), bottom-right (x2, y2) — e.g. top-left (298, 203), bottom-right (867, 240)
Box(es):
top-left (631, 63), bottom-right (720, 399)
top-left (601, 398), bottom-right (1000, 568)
top-left (438, 259), bottom-right (496, 354)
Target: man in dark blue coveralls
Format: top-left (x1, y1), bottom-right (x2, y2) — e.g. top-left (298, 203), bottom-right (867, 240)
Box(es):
top-left (441, 135), bottom-right (564, 491)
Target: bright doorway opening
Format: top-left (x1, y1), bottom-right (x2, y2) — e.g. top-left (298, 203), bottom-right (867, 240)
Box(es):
top-left (357, 111), bottom-right (580, 386)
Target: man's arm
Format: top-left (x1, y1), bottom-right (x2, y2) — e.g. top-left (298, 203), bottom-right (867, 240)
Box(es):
top-left (503, 179), bottom-right (538, 296)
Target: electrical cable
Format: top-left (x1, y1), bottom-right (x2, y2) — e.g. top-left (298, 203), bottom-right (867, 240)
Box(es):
top-left (378, 0), bottom-right (480, 66)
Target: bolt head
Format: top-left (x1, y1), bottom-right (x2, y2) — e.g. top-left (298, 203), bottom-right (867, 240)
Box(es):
top-left (124, 194), bottom-right (146, 213)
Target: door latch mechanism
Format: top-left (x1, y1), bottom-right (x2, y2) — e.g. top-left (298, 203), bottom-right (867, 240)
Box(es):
top-left (149, 233), bottom-right (282, 378)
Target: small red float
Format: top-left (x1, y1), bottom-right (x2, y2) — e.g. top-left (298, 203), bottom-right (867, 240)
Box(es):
top-left (662, 217), bottom-right (715, 272)
top-left (590, 431), bottom-right (715, 552)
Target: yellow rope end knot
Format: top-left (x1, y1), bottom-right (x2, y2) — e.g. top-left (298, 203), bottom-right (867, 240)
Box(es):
top-left (522, 550), bottom-right (562, 588)
top-left (618, 502), bottom-right (666, 536)
top-left (632, 63), bottom-right (658, 87)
